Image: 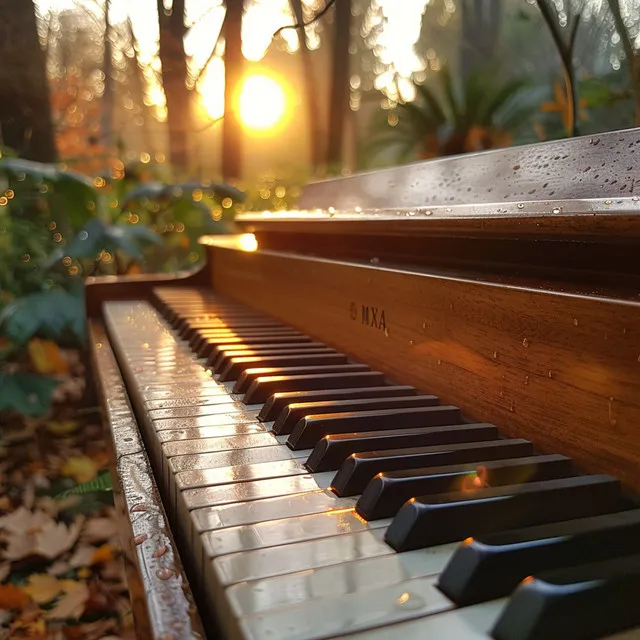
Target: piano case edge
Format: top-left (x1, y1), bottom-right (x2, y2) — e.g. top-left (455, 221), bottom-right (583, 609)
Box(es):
top-left (89, 320), bottom-right (207, 640)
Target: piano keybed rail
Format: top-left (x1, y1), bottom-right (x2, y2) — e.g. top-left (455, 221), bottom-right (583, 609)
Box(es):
top-left (86, 129), bottom-right (640, 640)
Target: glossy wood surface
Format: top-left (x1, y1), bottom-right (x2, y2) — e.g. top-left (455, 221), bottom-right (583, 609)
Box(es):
top-left (206, 238), bottom-right (640, 494)
top-left (89, 322), bottom-right (206, 640)
top-left (85, 267), bottom-right (208, 317)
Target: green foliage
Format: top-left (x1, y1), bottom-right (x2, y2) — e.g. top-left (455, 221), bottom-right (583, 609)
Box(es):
top-left (0, 373), bottom-right (59, 416)
top-left (120, 180), bottom-right (245, 209)
top-left (0, 157), bottom-right (97, 229)
top-left (55, 471), bottom-right (113, 499)
top-left (0, 153), bottom-right (244, 419)
top-left (368, 66), bottom-right (535, 165)
top-left (0, 290), bottom-right (85, 347)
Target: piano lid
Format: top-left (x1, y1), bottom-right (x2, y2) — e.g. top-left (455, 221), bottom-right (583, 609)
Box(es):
top-left (295, 127), bottom-right (640, 211)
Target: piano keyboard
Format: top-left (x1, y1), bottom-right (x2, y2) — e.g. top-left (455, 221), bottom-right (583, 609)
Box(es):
top-left (102, 287), bottom-right (640, 640)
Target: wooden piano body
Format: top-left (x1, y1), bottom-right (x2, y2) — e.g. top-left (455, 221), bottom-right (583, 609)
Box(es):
top-left (87, 128), bottom-right (640, 640)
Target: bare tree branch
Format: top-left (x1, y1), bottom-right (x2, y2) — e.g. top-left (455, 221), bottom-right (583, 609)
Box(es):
top-left (193, 22), bottom-right (224, 86)
top-left (273, 0), bottom-right (335, 38)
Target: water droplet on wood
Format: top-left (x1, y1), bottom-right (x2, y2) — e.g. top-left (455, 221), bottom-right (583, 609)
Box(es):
top-left (156, 568), bottom-right (174, 580)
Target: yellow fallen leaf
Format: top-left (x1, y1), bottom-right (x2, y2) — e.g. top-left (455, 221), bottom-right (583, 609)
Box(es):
top-left (22, 574), bottom-right (63, 605)
top-left (28, 338), bottom-right (70, 375)
top-left (61, 456), bottom-right (98, 484)
top-left (46, 420), bottom-right (81, 436)
top-left (0, 583), bottom-right (31, 610)
top-left (10, 611), bottom-right (45, 640)
top-left (91, 543), bottom-right (115, 565)
top-left (44, 581), bottom-right (89, 620)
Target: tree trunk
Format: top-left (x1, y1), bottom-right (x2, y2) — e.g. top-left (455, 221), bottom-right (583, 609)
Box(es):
top-left (101, 0), bottom-right (114, 148)
top-left (157, 0), bottom-right (190, 171)
top-left (326, 0), bottom-right (351, 170)
top-left (289, 0), bottom-right (323, 174)
top-left (461, 0), bottom-right (502, 78)
top-left (0, 0), bottom-right (56, 161)
top-left (222, 0), bottom-right (244, 182)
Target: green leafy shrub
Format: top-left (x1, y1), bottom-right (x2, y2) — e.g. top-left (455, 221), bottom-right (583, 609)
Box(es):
top-left (0, 154), bottom-right (244, 418)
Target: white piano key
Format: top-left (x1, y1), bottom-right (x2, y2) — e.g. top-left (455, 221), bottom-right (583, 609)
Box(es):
top-left (167, 447), bottom-right (310, 506)
top-left (211, 528), bottom-right (391, 588)
top-left (190, 490), bottom-right (358, 535)
top-left (156, 424), bottom-right (267, 444)
top-left (162, 433), bottom-right (280, 457)
top-left (179, 472), bottom-right (335, 513)
top-left (175, 458), bottom-right (310, 493)
top-left (226, 542), bottom-right (460, 617)
top-left (152, 414), bottom-right (262, 431)
top-left (201, 510), bottom-right (391, 557)
top-left (169, 447), bottom-right (309, 474)
top-left (238, 575), bottom-right (453, 640)
top-left (329, 600), bottom-right (506, 640)
top-left (148, 402), bottom-right (251, 420)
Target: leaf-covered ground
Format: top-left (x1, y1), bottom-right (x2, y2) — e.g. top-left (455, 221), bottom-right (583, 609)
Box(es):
top-left (0, 361), bottom-right (136, 639)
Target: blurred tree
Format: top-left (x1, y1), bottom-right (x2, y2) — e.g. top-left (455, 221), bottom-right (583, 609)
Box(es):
top-left (157, 0), bottom-right (191, 170)
top-left (222, 0), bottom-right (245, 181)
top-left (0, 0), bottom-right (56, 161)
top-left (326, 0), bottom-right (351, 168)
top-left (460, 0), bottom-right (502, 78)
top-left (101, 0), bottom-right (115, 148)
top-left (607, 0), bottom-right (640, 125)
top-left (290, 0), bottom-right (323, 174)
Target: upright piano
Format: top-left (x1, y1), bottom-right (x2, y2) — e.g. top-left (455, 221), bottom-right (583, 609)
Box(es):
top-left (87, 129), bottom-right (640, 640)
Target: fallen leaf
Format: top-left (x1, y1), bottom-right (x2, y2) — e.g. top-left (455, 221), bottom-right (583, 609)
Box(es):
top-left (60, 456), bottom-right (98, 484)
top-left (81, 517), bottom-right (119, 543)
top-left (3, 516), bottom-right (83, 561)
top-left (34, 518), bottom-right (84, 559)
top-left (69, 545), bottom-right (95, 568)
top-left (22, 574), bottom-right (63, 604)
top-left (10, 609), bottom-right (46, 640)
top-left (28, 339), bottom-right (70, 375)
top-left (45, 582), bottom-right (89, 620)
top-left (0, 507), bottom-right (51, 535)
top-left (91, 543), bottom-right (115, 565)
top-left (47, 559), bottom-right (71, 577)
top-left (0, 583), bottom-right (31, 610)
top-left (46, 421), bottom-right (82, 436)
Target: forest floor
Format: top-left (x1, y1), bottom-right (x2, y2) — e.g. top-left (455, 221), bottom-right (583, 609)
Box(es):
top-left (0, 353), bottom-right (136, 640)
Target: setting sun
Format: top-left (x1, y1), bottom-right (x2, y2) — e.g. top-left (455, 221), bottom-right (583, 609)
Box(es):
top-left (239, 75), bottom-right (287, 131)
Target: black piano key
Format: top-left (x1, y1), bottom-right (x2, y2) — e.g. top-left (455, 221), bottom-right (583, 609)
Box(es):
top-left (233, 364), bottom-right (370, 394)
top-left (385, 474), bottom-right (622, 552)
top-left (491, 553), bottom-right (640, 640)
top-left (218, 351), bottom-right (342, 380)
top-left (306, 423), bottom-right (499, 472)
top-left (243, 371), bottom-right (387, 405)
top-left (287, 404), bottom-right (457, 451)
top-left (181, 319), bottom-right (282, 341)
top-left (258, 385), bottom-right (417, 421)
top-left (273, 395), bottom-right (443, 436)
top-left (331, 438), bottom-right (534, 497)
top-left (357, 454), bottom-right (574, 520)
top-left (438, 508), bottom-right (640, 606)
top-left (201, 335), bottom-right (313, 359)
top-left (192, 329), bottom-right (303, 353)
top-left (209, 343), bottom-right (330, 370)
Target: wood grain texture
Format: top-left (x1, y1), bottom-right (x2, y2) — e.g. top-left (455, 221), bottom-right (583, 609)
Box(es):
top-left (90, 323), bottom-right (206, 640)
top-left (207, 240), bottom-right (640, 494)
